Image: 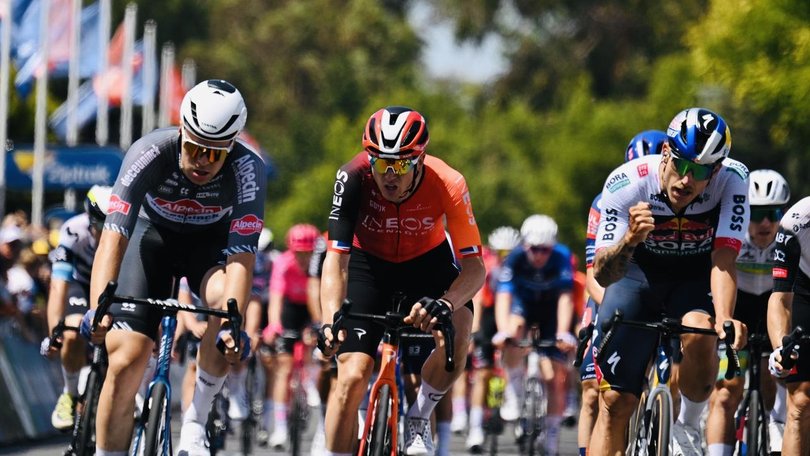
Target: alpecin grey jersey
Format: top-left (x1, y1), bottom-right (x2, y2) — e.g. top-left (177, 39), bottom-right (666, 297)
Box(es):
top-left (594, 154), bottom-right (750, 278)
top-left (105, 127), bottom-right (267, 256)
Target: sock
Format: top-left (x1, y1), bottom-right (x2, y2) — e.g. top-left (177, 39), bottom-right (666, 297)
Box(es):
top-left (707, 443), bottom-right (734, 456)
top-left (436, 421), bottom-right (450, 456)
top-left (95, 450), bottom-right (126, 456)
top-left (183, 367), bottom-right (226, 425)
top-left (227, 368), bottom-right (247, 394)
top-left (771, 381), bottom-right (787, 423)
top-left (506, 367), bottom-right (525, 400)
top-left (274, 403), bottom-right (288, 430)
top-left (469, 406), bottom-right (484, 429)
top-left (263, 399), bottom-right (274, 430)
top-left (677, 395), bottom-right (708, 429)
top-left (452, 396), bottom-right (467, 417)
top-left (406, 381), bottom-right (448, 420)
top-left (63, 367), bottom-right (80, 397)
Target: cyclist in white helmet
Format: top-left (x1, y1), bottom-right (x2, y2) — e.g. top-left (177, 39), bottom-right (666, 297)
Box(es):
top-left (42, 185), bottom-right (112, 431)
top-left (85, 79), bottom-right (266, 456)
top-left (706, 169), bottom-right (791, 455)
top-left (495, 214), bottom-right (576, 455)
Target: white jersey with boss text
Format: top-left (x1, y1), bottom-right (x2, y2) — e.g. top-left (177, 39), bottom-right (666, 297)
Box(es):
top-left (594, 154), bottom-right (750, 278)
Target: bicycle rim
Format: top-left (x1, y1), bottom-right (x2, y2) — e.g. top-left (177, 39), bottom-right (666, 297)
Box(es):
top-left (141, 382), bottom-right (169, 456)
top-left (627, 390), bottom-right (648, 456)
top-left (745, 389), bottom-right (765, 456)
top-left (369, 385), bottom-right (392, 456)
top-left (523, 378), bottom-right (541, 455)
top-left (647, 389), bottom-right (671, 456)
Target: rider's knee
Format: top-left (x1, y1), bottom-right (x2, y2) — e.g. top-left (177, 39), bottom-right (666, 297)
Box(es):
top-left (788, 386), bottom-right (810, 420)
top-left (599, 389), bottom-right (637, 419)
top-left (582, 381), bottom-right (600, 406)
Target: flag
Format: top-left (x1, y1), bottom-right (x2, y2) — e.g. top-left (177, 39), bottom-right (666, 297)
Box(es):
top-left (49, 77), bottom-right (97, 139)
top-left (49, 2), bottom-right (102, 78)
top-left (0, 0), bottom-right (34, 54)
top-left (13, 0), bottom-right (73, 98)
top-left (165, 64), bottom-right (185, 125)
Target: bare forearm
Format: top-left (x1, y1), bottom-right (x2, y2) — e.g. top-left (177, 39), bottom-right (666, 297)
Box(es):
top-left (442, 257), bottom-right (485, 311)
top-left (90, 231), bottom-right (128, 309)
top-left (556, 292), bottom-right (574, 334)
top-left (768, 291), bottom-right (792, 349)
top-left (224, 253), bottom-right (255, 317)
top-left (593, 241), bottom-right (636, 287)
top-left (710, 265), bottom-right (737, 322)
top-left (494, 292), bottom-right (511, 333)
top-left (46, 279), bottom-right (69, 332)
top-left (306, 277), bottom-right (322, 322)
top-left (319, 252), bottom-right (348, 324)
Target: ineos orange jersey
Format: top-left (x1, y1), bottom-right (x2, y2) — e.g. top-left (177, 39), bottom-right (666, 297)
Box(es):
top-left (327, 152), bottom-right (482, 263)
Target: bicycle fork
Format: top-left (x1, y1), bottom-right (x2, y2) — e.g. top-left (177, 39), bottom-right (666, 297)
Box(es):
top-left (357, 341), bottom-right (399, 456)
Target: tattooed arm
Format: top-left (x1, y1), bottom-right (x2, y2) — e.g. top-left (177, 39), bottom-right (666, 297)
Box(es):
top-left (593, 202), bottom-right (655, 287)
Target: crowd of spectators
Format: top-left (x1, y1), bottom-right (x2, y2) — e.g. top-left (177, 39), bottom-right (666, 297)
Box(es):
top-left (0, 209), bottom-right (64, 342)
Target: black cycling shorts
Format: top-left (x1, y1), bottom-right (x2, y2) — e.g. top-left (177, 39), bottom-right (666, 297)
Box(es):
top-left (787, 277), bottom-right (810, 383)
top-left (472, 306), bottom-right (497, 369)
top-left (735, 289), bottom-right (771, 352)
top-left (337, 240), bottom-right (473, 358)
top-left (593, 264), bottom-right (713, 396)
top-left (274, 302), bottom-right (312, 354)
top-left (109, 218), bottom-right (228, 340)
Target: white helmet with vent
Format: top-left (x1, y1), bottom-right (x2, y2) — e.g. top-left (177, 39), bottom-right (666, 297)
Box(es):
top-left (180, 79), bottom-right (247, 142)
top-left (520, 214), bottom-right (558, 246)
top-left (749, 169), bottom-right (790, 206)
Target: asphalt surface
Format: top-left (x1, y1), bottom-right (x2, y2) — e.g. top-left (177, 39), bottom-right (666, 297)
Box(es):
top-left (0, 405), bottom-right (581, 455)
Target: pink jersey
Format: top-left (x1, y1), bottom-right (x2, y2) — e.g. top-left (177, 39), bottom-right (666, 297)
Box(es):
top-left (269, 250), bottom-right (309, 304)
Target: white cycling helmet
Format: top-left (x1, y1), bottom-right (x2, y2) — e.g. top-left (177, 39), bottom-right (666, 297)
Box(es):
top-left (181, 79), bottom-right (247, 142)
top-left (488, 226), bottom-right (521, 251)
top-left (520, 214), bottom-right (558, 246)
top-left (749, 169), bottom-right (790, 206)
top-left (258, 227), bottom-right (274, 251)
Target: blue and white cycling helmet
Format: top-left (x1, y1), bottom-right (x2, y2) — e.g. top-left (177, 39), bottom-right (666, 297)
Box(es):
top-left (625, 130), bottom-right (667, 162)
top-left (666, 107), bottom-right (731, 165)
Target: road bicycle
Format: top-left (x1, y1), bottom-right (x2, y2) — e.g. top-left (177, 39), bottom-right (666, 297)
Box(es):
top-left (508, 328), bottom-right (557, 456)
top-left (732, 330), bottom-right (770, 456)
top-left (93, 280), bottom-right (243, 456)
top-left (329, 297), bottom-right (456, 456)
top-left (43, 320), bottom-right (107, 456)
top-left (597, 310), bottom-right (739, 456)
top-left (240, 349), bottom-right (263, 455)
top-left (280, 328), bottom-right (313, 456)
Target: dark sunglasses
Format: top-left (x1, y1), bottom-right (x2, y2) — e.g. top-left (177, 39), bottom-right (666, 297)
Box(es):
top-left (183, 141), bottom-right (228, 164)
top-left (529, 245), bottom-right (552, 254)
top-left (670, 156), bottom-right (716, 181)
top-left (369, 155), bottom-right (419, 176)
top-left (750, 207), bottom-right (783, 223)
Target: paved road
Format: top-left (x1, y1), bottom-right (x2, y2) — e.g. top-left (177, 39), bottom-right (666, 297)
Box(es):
top-left (0, 405), bottom-right (581, 455)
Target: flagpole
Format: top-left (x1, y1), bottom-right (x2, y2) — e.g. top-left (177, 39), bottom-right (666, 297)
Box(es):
top-left (0, 0), bottom-right (13, 217)
top-left (118, 3), bottom-right (136, 150)
top-left (182, 58), bottom-right (196, 90)
top-left (65, 0), bottom-right (82, 146)
top-left (157, 42), bottom-right (173, 128)
top-left (140, 19), bottom-right (156, 136)
top-left (95, 0), bottom-right (110, 146)
top-left (32, 0), bottom-right (52, 227)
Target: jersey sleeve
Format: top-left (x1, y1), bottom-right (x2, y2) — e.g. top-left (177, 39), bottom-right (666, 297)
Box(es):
top-left (326, 154), bottom-right (366, 255)
top-left (223, 146), bottom-right (267, 256)
top-left (594, 165), bottom-right (642, 252)
top-left (105, 136), bottom-right (175, 238)
top-left (772, 226), bottom-right (800, 292)
top-left (585, 194), bottom-right (602, 268)
top-left (49, 215), bottom-right (84, 282)
top-left (439, 165), bottom-right (483, 258)
top-left (713, 162), bottom-right (750, 253)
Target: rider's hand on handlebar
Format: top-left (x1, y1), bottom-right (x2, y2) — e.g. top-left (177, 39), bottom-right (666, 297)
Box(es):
top-left (769, 347), bottom-right (796, 379)
top-left (404, 297), bottom-right (453, 333)
top-left (715, 318), bottom-right (747, 350)
top-left (317, 324), bottom-right (346, 357)
top-left (81, 309), bottom-right (112, 345)
top-left (555, 331), bottom-right (577, 353)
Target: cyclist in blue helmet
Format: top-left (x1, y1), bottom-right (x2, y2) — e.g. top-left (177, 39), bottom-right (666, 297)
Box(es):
top-left (589, 107), bottom-right (748, 456)
top-left (577, 130), bottom-right (664, 454)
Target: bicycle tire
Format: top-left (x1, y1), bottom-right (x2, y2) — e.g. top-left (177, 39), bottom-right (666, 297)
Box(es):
top-left (522, 377), bottom-right (542, 456)
top-left (73, 367), bottom-right (103, 456)
top-left (745, 389), bottom-right (769, 456)
top-left (141, 382), bottom-right (169, 456)
top-left (368, 385), bottom-right (392, 456)
top-left (289, 385), bottom-right (308, 456)
top-left (646, 388), bottom-right (671, 456)
top-left (626, 389), bottom-right (648, 456)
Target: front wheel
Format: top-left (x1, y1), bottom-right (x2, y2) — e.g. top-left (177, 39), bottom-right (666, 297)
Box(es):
top-left (141, 382), bottom-right (170, 456)
top-left (646, 389), bottom-right (671, 456)
top-left (289, 384), bottom-right (308, 456)
top-left (73, 366), bottom-right (104, 456)
top-left (745, 389), bottom-right (769, 456)
top-left (368, 385), bottom-right (392, 456)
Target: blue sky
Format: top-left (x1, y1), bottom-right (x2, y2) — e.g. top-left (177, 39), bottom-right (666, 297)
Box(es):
top-left (408, 1), bottom-right (506, 83)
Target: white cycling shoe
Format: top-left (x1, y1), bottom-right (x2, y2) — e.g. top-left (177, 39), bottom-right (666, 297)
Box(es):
top-left (404, 417), bottom-right (435, 456)
top-left (672, 421), bottom-right (703, 456)
top-left (176, 421), bottom-right (210, 456)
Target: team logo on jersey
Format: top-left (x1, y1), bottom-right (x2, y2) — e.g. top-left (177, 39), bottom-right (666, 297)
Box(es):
top-left (773, 267), bottom-right (788, 279)
top-left (637, 164), bottom-right (648, 177)
top-left (153, 198), bottom-right (222, 215)
top-left (605, 172), bottom-right (629, 193)
top-left (587, 207), bottom-right (600, 238)
top-left (229, 214), bottom-right (264, 236)
top-left (108, 194), bottom-right (131, 215)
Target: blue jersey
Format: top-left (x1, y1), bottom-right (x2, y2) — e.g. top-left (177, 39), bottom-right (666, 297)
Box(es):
top-left (496, 244), bottom-right (574, 298)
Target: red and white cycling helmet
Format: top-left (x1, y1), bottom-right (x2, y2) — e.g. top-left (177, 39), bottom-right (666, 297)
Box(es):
top-left (362, 106), bottom-right (429, 159)
top-left (285, 224), bottom-right (321, 252)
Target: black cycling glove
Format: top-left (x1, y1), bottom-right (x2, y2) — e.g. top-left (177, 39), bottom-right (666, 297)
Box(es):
top-left (419, 297), bottom-right (454, 326)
